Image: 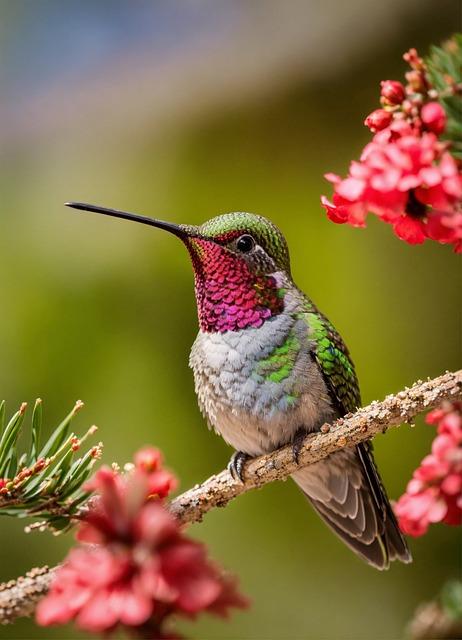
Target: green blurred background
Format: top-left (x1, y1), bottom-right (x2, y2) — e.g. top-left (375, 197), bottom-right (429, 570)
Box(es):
top-left (0, 2), bottom-right (460, 638)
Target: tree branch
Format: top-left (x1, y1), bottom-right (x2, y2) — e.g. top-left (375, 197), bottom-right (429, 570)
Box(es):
top-left (170, 369), bottom-right (462, 524)
top-left (1, 369), bottom-right (461, 624)
top-left (0, 566), bottom-right (55, 624)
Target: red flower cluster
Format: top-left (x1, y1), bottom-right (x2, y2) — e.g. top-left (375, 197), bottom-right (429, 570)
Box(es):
top-left (321, 48), bottom-right (462, 251)
top-left (394, 402), bottom-right (462, 537)
top-left (36, 448), bottom-right (248, 638)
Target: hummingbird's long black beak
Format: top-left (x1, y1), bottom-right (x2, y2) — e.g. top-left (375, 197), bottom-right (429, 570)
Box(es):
top-left (65, 202), bottom-right (192, 238)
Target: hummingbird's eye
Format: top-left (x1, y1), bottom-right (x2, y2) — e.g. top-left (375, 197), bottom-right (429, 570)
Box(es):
top-left (236, 234), bottom-right (255, 253)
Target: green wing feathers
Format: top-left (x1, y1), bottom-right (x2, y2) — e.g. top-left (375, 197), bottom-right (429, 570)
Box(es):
top-left (302, 306), bottom-right (361, 416)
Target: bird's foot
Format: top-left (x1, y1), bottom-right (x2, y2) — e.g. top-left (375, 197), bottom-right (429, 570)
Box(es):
top-left (292, 428), bottom-right (308, 465)
top-left (227, 451), bottom-right (251, 483)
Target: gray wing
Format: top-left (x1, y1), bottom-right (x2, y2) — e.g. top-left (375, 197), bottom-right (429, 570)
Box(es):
top-left (292, 446), bottom-right (412, 569)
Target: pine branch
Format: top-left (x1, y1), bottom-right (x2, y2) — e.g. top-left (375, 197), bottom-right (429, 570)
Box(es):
top-left (0, 400), bottom-right (103, 533)
top-left (0, 369), bottom-right (461, 624)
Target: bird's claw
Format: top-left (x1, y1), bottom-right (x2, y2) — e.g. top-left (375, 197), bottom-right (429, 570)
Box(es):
top-left (292, 428), bottom-right (308, 465)
top-left (228, 451), bottom-right (251, 483)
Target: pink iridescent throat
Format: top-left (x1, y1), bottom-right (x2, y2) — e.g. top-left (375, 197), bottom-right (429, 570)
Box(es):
top-left (186, 238), bottom-right (284, 333)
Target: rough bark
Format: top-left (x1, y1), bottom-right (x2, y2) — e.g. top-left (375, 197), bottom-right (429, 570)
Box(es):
top-left (0, 567), bottom-right (55, 624)
top-left (1, 369), bottom-right (461, 624)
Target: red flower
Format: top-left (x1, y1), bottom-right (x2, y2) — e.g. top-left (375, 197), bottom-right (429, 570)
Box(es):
top-left (322, 120), bottom-right (462, 245)
top-left (36, 452), bottom-right (248, 638)
top-left (394, 402), bottom-right (462, 537)
top-left (135, 446), bottom-right (163, 473)
top-left (322, 122), bottom-right (462, 249)
top-left (393, 215), bottom-right (426, 244)
top-left (322, 45), bottom-right (462, 251)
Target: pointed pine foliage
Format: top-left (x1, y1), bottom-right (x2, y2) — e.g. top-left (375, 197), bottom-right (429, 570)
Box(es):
top-left (0, 399), bottom-right (102, 533)
top-left (426, 34), bottom-right (462, 158)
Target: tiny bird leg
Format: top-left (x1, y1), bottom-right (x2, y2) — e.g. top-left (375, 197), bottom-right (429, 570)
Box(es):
top-left (228, 451), bottom-right (251, 483)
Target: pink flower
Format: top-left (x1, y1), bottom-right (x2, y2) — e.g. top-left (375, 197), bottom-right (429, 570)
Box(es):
top-left (394, 402), bottom-right (462, 537)
top-left (395, 489), bottom-right (447, 536)
top-left (421, 102), bottom-right (446, 135)
top-left (415, 153), bottom-right (462, 210)
top-left (322, 45), bottom-right (462, 252)
top-left (36, 452), bottom-right (248, 638)
top-left (322, 124), bottom-right (462, 249)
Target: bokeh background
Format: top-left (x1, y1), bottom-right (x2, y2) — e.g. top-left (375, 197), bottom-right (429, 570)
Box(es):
top-left (0, 2), bottom-right (460, 639)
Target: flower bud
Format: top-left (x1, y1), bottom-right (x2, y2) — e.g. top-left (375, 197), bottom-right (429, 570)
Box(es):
top-left (421, 102), bottom-right (446, 135)
top-left (403, 48), bottom-right (424, 70)
top-left (33, 458), bottom-right (46, 473)
top-left (401, 99), bottom-right (414, 116)
top-left (364, 109), bottom-right (392, 132)
top-left (405, 70), bottom-right (427, 93)
top-left (380, 80), bottom-right (406, 105)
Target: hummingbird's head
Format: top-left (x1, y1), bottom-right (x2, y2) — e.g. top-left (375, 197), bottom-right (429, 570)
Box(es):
top-left (193, 211), bottom-right (291, 275)
top-left (66, 204), bottom-right (292, 333)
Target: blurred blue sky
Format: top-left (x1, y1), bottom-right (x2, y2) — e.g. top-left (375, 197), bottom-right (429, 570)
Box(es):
top-left (2, 2), bottom-right (236, 98)
top-left (3, 0), bottom-right (446, 151)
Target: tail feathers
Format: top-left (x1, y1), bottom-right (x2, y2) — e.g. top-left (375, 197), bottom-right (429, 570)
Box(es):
top-left (357, 442), bottom-right (412, 565)
top-left (292, 444), bottom-right (412, 570)
top-left (311, 499), bottom-right (390, 569)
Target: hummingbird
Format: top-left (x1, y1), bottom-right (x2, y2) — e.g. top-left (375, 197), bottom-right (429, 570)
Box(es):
top-left (66, 201), bottom-right (411, 570)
